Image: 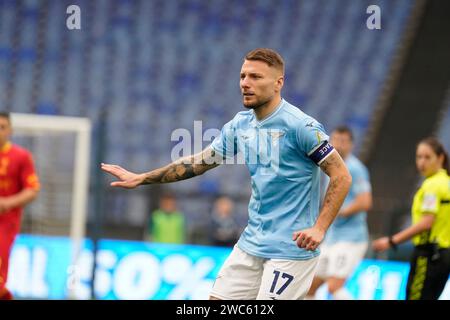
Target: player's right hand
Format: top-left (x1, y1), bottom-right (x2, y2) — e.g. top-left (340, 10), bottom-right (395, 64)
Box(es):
top-left (101, 163), bottom-right (145, 189)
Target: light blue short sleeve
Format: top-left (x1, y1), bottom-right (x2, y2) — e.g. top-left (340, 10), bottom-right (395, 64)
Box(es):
top-left (352, 164), bottom-right (372, 195)
top-left (296, 119), bottom-right (332, 165)
top-left (210, 119), bottom-right (238, 159)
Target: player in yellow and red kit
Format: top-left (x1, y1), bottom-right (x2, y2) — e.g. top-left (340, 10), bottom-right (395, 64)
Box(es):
top-left (0, 112), bottom-right (40, 300)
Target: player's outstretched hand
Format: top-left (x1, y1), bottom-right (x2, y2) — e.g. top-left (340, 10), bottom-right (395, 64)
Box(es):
top-left (293, 227), bottom-right (324, 251)
top-left (372, 237), bottom-right (390, 252)
top-left (101, 163), bottom-right (145, 189)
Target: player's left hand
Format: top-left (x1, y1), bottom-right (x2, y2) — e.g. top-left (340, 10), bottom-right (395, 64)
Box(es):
top-left (372, 237), bottom-right (390, 252)
top-left (293, 227), bottom-right (325, 251)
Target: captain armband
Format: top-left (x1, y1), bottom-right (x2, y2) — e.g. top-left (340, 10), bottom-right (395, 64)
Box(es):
top-left (308, 141), bottom-right (335, 166)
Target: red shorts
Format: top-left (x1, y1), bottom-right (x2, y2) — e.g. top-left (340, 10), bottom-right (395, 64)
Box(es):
top-left (0, 213), bottom-right (20, 293)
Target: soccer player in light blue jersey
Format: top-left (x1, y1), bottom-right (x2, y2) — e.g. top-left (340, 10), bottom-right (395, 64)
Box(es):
top-left (101, 48), bottom-right (352, 300)
top-left (306, 126), bottom-right (373, 300)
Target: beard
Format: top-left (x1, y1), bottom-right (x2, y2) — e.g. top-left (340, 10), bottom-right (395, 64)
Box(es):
top-left (242, 95), bottom-right (271, 110)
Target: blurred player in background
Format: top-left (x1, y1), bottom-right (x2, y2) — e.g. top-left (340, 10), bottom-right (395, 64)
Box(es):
top-left (306, 126), bottom-right (372, 300)
top-left (145, 192), bottom-right (185, 244)
top-left (101, 48), bottom-right (351, 300)
top-left (373, 137), bottom-right (450, 300)
top-left (0, 112), bottom-right (40, 300)
top-left (209, 196), bottom-right (240, 247)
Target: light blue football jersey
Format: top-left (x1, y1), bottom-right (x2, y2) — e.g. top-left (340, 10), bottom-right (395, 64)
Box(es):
top-left (211, 99), bottom-right (334, 260)
top-left (324, 154), bottom-right (372, 244)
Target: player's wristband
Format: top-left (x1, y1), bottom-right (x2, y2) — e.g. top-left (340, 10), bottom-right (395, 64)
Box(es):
top-left (388, 236), bottom-right (398, 251)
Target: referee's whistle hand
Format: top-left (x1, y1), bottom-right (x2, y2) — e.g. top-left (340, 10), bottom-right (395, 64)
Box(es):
top-left (293, 227), bottom-right (324, 251)
top-left (101, 163), bottom-right (145, 189)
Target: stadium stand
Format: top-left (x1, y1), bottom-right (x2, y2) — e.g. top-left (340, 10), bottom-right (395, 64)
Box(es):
top-left (0, 0), bottom-right (416, 241)
top-left (438, 88), bottom-right (450, 153)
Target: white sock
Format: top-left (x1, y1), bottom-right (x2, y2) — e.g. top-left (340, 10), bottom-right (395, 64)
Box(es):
top-left (332, 288), bottom-right (353, 300)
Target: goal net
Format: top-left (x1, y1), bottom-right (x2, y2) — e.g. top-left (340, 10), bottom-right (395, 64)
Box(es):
top-left (10, 113), bottom-right (91, 272)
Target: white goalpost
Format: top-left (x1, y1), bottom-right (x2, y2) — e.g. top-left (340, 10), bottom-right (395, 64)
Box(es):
top-left (10, 113), bottom-right (91, 282)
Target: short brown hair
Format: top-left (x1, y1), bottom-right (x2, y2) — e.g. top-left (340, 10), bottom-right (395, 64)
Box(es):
top-left (245, 48), bottom-right (285, 74)
top-left (0, 112), bottom-right (10, 123)
top-left (333, 125), bottom-right (354, 141)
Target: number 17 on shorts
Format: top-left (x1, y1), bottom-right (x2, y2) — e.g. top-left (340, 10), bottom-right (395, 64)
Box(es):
top-left (258, 257), bottom-right (319, 300)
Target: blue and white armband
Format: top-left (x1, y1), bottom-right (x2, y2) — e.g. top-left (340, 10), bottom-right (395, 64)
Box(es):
top-left (308, 141), bottom-right (335, 166)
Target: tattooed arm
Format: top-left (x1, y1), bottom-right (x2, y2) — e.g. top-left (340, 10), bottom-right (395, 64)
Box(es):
top-left (101, 146), bottom-right (222, 188)
top-left (316, 151), bottom-right (352, 233)
top-left (293, 150), bottom-right (352, 251)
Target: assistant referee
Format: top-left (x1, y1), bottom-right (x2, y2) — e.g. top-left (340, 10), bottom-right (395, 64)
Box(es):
top-left (373, 137), bottom-right (450, 300)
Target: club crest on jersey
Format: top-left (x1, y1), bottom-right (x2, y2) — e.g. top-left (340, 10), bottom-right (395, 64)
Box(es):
top-left (269, 131), bottom-right (285, 146)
